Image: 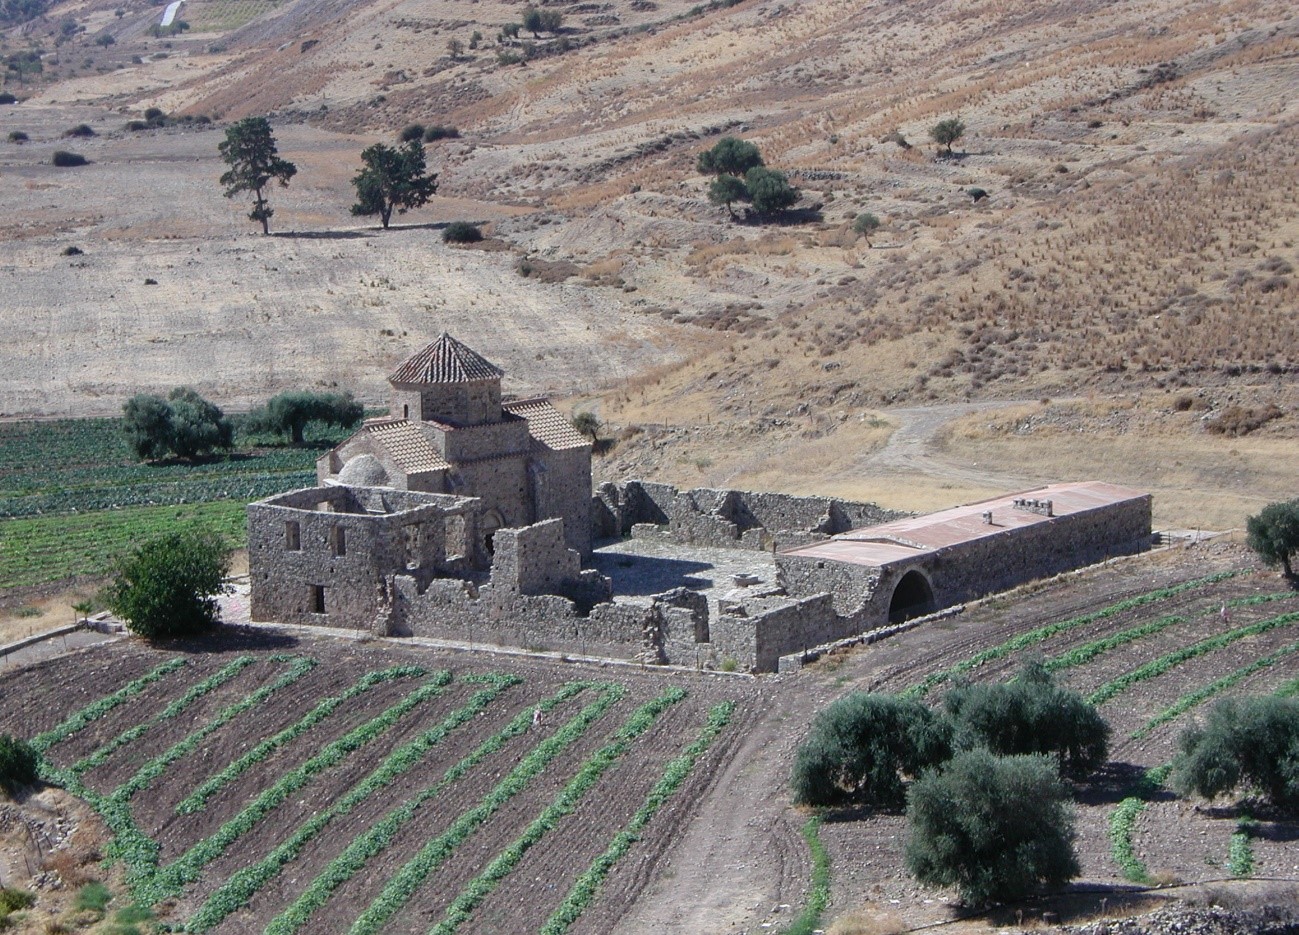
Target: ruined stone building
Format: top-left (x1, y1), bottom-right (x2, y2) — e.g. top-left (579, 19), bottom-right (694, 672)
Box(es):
top-left (246, 336), bottom-right (1153, 673)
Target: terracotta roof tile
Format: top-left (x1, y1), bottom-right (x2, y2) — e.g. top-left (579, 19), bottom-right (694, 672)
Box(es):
top-left (364, 420), bottom-right (450, 473)
top-left (390, 332), bottom-right (504, 385)
top-left (504, 398), bottom-right (590, 451)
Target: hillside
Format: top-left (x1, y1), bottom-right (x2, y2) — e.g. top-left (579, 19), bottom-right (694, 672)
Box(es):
top-left (1, 0), bottom-right (1296, 522)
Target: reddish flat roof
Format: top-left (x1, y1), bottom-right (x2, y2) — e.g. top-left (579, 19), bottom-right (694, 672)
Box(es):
top-left (779, 481), bottom-right (1149, 568)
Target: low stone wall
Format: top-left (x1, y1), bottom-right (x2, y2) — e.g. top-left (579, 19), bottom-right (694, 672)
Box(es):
top-left (592, 481), bottom-right (907, 551)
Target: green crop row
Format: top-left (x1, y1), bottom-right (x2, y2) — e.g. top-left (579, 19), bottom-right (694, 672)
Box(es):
top-left (430, 686), bottom-right (689, 934)
top-left (30, 659), bottom-right (189, 753)
top-left (1044, 593), bottom-right (1295, 675)
top-left (0, 471), bottom-right (315, 518)
top-left (187, 673), bottom-right (522, 934)
top-left (782, 815), bottom-right (831, 935)
top-left (1133, 641), bottom-right (1299, 739)
top-left (176, 664), bottom-right (429, 815)
top-left (68, 656), bottom-right (258, 777)
top-left (903, 571), bottom-right (1239, 699)
top-left (1088, 611), bottom-right (1299, 706)
top-left (0, 501), bottom-right (248, 589)
top-left (1109, 796), bottom-right (1151, 883)
top-left (110, 655), bottom-right (317, 803)
top-left (1228, 815), bottom-right (1257, 877)
top-left (540, 700), bottom-right (734, 934)
top-left (130, 671), bottom-right (454, 906)
top-left (255, 680), bottom-right (586, 935)
top-left (343, 682), bottom-right (628, 935)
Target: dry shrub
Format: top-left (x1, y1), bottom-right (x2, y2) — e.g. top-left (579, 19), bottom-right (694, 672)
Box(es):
top-left (517, 257), bottom-right (580, 283)
top-left (1205, 404), bottom-right (1283, 437)
top-left (42, 848), bottom-right (96, 888)
top-left (583, 256), bottom-right (626, 286)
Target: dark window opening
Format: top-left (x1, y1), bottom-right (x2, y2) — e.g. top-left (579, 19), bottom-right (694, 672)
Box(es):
top-left (285, 521), bottom-right (301, 551)
top-left (330, 525), bottom-right (346, 557)
top-left (311, 585), bottom-right (326, 614)
top-left (403, 404), bottom-right (409, 419)
top-left (888, 570), bottom-right (935, 624)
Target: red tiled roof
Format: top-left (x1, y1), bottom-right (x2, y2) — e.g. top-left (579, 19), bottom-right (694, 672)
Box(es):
top-left (504, 398), bottom-right (591, 451)
top-left (389, 332), bottom-right (504, 385)
top-left (364, 420), bottom-right (450, 473)
top-left (781, 482), bottom-right (1149, 567)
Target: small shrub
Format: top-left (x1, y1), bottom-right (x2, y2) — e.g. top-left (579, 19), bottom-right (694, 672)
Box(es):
top-left (967, 187), bottom-right (988, 202)
top-left (1205, 404), bottom-right (1283, 437)
top-left (62, 245), bottom-right (83, 256)
top-left (0, 735), bottom-right (39, 795)
top-left (104, 528), bottom-right (232, 639)
top-left (0, 92), bottom-right (17, 105)
top-left (442, 221), bottom-right (482, 243)
top-left (399, 123), bottom-right (425, 143)
top-left (124, 120), bottom-right (149, 131)
top-left (64, 123), bottom-right (95, 138)
top-left (73, 881), bottom-right (111, 914)
top-left (423, 124), bottom-right (460, 142)
top-left (51, 150), bottom-right (88, 167)
top-left (7, 130), bottom-right (27, 142)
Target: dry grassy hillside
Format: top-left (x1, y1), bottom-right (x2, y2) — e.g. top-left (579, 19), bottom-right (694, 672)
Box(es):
top-left (1, 0), bottom-right (1296, 525)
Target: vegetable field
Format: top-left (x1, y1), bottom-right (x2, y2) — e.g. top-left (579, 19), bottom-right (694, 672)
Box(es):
top-left (0, 639), bottom-right (746, 934)
top-left (0, 417), bottom-right (350, 590)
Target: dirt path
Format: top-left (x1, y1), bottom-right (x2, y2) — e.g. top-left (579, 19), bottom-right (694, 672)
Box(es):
top-left (858, 400), bottom-right (1042, 489)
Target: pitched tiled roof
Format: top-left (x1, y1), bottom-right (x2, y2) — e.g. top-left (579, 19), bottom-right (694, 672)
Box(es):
top-left (364, 420), bottom-right (450, 473)
top-left (504, 398), bottom-right (591, 451)
top-left (389, 332), bottom-right (505, 385)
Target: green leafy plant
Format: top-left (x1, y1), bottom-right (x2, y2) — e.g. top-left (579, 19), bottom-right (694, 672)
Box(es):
top-left (0, 734), bottom-right (40, 794)
top-left (782, 816), bottom-right (830, 935)
top-left (104, 528), bottom-right (232, 639)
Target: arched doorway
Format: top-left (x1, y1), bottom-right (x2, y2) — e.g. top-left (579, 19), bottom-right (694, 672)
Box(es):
top-left (481, 509), bottom-right (505, 556)
top-left (888, 569), bottom-right (935, 623)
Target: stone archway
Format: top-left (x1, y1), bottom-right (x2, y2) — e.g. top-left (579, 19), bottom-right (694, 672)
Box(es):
top-left (888, 569), bottom-right (935, 623)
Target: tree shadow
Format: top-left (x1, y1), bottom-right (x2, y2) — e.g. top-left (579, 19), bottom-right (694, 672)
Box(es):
top-left (736, 206), bottom-right (825, 226)
top-left (271, 229), bottom-right (373, 240)
top-left (1073, 761), bottom-right (1156, 806)
top-left (159, 624), bottom-right (299, 654)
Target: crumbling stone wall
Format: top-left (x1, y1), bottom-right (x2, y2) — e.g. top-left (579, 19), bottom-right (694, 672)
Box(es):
top-left (248, 486), bottom-right (483, 630)
top-left (592, 481), bottom-right (907, 550)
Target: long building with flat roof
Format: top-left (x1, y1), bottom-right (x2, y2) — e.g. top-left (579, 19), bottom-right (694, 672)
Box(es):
top-left (776, 481), bottom-right (1152, 622)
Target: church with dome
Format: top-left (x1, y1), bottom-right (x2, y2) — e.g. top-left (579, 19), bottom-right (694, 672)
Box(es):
top-left (317, 332), bottom-right (592, 556)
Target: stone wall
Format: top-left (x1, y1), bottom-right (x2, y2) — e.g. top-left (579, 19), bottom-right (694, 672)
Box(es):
top-left (247, 486), bottom-right (483, 630)
top-left (592, 481), bottom-right (907, 550)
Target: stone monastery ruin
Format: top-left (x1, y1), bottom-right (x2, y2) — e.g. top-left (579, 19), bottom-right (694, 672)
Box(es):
top-left (248, 336), bottom-right (1153, 672)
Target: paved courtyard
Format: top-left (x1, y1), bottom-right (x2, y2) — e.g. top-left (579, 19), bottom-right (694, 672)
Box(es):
top-left (592, 535), bottom-right (778, 617)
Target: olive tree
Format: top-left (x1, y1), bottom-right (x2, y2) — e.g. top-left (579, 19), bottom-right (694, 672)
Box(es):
top-left (105, 529), bottom-right (232, 640)
top-left (744, 166), bottom-right (799, 216)
top-left (1171, 696), bottom-right (1299, 811)
top-left (1246, 498), bottom-right (1299, 578)
top-left (929, 117), bottom-right (965, 155)
top-left (245, 390), bottom-right (363, 445)
top-left (791, 693), bottom-right (952, 808)
top-left (906, 749), bottom-right (1079, 906)
top-left (218, 116), bottom-right (297, 235)
top-left (944, 660), bottom-right (1110, 779)
top-left (351, 140), bottom-right (438, 229)
top-left (697, 136), bottom-right (764, 177)
top-left (122, 388), bottom-right (233, 462)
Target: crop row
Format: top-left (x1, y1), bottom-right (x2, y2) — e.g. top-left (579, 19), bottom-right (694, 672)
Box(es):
top-left (343, 682), bottom-right (629, 935)
top-left (1088, 611), bottom-right (1299, 706)
top-left (430, 686), bottom-right (690, 934)
top-left (902, 571), bottom-right (1239, 698)
top-left (0, 471), bottom-right (315, 518)
top-left (541, 700), bottom-right (736, 935)
top-left (134, 670), bottom-right (455, 905)
top-left (188, 672), bottom-right (522, 933)
top-left (31, 659), bottom-right (189, 754)
top-left (67, 656), bottom-right (259, 777)
top-left (1133, 640), bottom-right (1299, 739)
top-left (176, 664), bottom-right (430, 815)
top-left (0, 501), bottom-right (248, 589)
top-left (111, 655), bottom-right (318, 803)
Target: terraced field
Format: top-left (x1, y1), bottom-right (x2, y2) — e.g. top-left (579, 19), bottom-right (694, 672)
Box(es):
top-left (0, 637), bottom-right (750, 934)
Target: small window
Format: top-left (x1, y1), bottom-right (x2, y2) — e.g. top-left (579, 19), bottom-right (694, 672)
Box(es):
top-left (329, 525), bottom-right (346, 557)
top-left (285, 521), bottom-right (301, 551)
top-left (403, 404), bottom-right (409, 419)
top-left (311, 585), bottom-right (326, 614)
